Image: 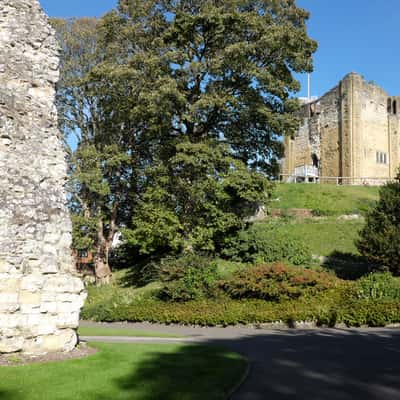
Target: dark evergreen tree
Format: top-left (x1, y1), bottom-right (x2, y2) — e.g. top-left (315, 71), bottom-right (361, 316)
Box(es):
top-left (357, 173), bottom-right (400, 275)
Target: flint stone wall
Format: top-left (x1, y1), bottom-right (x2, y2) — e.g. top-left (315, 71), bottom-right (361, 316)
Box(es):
top-left (0, 0), bottom-right (86, 354)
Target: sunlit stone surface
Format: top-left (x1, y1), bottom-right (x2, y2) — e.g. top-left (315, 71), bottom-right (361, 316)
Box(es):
top-left (0, 0), bottom-right (86, 354)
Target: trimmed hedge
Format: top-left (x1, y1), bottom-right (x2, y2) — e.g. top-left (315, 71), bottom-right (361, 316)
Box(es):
top-left (81, 290), bottom-right (400, 327)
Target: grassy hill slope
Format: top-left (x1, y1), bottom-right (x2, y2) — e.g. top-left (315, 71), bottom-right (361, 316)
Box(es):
top-left (271, 183), bottom-right (379, 216)
top-left (255, 219), bottom-right (363, 257)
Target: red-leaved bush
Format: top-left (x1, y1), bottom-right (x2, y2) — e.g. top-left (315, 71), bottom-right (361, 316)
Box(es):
top-left (220, 263), bottom-right (339, 302)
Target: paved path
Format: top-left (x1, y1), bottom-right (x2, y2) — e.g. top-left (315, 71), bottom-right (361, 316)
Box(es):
top-left (80, 321), bottom-right (400, 400)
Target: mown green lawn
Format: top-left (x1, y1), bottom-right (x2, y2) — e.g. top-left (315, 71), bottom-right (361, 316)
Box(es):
top-left (0, 343), bottom-right (246, 400)
top-left (78, 325), bottom-right (181, 338)
top-left (255, 219), bottom-right (364, 257)
top-left (272, 183), bottom-right (379, 216)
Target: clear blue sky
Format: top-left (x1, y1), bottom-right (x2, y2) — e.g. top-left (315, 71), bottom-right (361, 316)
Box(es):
top-left (41, 0), bottom-right (400, 98)
top-left (41, 0), bottom-right (117, 18)
top-left (297, 0), bottom-right (400, 98)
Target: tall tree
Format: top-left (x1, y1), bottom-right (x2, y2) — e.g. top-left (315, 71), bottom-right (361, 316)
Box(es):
top-left (98, 0), bottom-right (317, 253)
top-left (52, 18), bottom-right (140, 283)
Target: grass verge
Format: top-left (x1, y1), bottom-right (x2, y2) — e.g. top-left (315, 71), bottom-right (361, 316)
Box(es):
top-left (0, 342), bottom-right (246, 400)
top-left (78, 325), bottom-right (181, 338)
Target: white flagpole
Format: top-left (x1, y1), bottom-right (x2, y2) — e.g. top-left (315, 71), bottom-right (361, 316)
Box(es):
top-left (308, 73), bottom-right (311, 101)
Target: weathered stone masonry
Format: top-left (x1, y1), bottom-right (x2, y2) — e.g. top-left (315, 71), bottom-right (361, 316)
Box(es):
top-left (282, 73), bottom-right (400, 184)
top-left (0, 0), bottom-right (86, 354)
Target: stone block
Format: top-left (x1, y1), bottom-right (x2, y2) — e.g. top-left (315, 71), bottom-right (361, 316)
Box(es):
top-left (19, 291), bottom-right (41, 305)
top-left (0, 336), bottom-right (24, 353)
top-left (41, 329), bottom-right (78, 353)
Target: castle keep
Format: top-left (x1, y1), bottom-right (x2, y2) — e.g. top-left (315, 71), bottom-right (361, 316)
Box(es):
top-left (0, 0), bottom-right (85, 354)
top-left (282, 73), bottom-right (400, 184)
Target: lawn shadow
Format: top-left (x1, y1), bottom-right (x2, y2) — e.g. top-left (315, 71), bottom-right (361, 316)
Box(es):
top-left (97, 328), bottom-right (400, 400)
top-left (117, 257), bottom-right (163, 288)
top-left (94, 343), bottom-right (245, 400)
top-left (0, 389), bottom-right (23, 400)
top-left (322, 251), bottom-right (378, 279)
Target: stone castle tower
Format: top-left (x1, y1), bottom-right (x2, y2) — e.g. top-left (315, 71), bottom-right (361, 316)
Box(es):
top-left (282, 73), bottom-right (400, 184)
top-left (0, 0), bottom-right (86, 354)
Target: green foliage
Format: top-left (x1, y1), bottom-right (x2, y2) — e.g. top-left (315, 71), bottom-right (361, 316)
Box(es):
top-left (221, 224), bottom-right (312, 265)
top-left (126, 141), bottom-right (271, 254)
top-left (53, 17), bottom-right (145, 280)
top-left (353, 272), bottom-right (400, 301)
top-left (71, 214), bottom-right (98, 251)
top-left (81, 290), bottom-right (400, 328)
top-left (55, 1), bottom-right (318, 272)
top-left (155, 254), bottom-right (220, 301)
top-left (81, 267), bottom-right (400, 327)
top-left (95, 0), bottom-right (317, 258)
top-left (337, 299), bottom-right (400, 327)
top-left (221, 263), bottom-right (338, 302)
top-left (109, 0), bottom-right (317, 171)
top-left (357, 174), bottom-right (400, 275)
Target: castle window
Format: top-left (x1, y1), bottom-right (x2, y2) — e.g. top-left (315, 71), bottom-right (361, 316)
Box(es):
top-left (393, 100), bottom-right (397, 115)
top-left (311, 154), bottom-right (319, 169)
top-left (376, 151), bottom-right (388, 164)
top-left (388, 98), bottom-right (392, 113)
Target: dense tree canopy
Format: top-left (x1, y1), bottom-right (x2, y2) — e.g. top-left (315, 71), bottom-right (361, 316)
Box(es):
top-left (102, 0), bottom-right (317, 173)
top-left (54, 0), bottom-right (317, 280)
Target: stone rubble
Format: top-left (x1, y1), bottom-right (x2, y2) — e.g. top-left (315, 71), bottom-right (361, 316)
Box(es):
top-left (0, 0), bottom-right (86, 354)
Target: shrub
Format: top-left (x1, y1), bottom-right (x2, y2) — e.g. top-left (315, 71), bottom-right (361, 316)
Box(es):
top-left (220, 263), bottom-right (338, 302)
top-left (81, 293), bottom-right (400, 328)
top-left (357, 173), bottom-right (400, 275)
top-left (156, 253), bottom-right (220, 301)
top-left (221, 226), bottom-right (312, 265)
top-left (353, 272), bottom-right (400, 301)
top-left (338, 299), bottom-right (400, 327)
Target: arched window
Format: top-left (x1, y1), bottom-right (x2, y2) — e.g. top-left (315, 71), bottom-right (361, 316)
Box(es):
top-left (393, 100), bottom-right (397, 115)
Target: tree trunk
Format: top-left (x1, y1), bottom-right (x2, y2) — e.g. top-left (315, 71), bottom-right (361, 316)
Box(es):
top-left (94, 242), bottom-right (112, 285)
top-left (94, 213), bottom-right (113, 285)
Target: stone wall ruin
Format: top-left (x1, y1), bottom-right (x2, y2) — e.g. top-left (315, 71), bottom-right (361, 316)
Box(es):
top-left (0, 0), bottom-right (86, 354)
